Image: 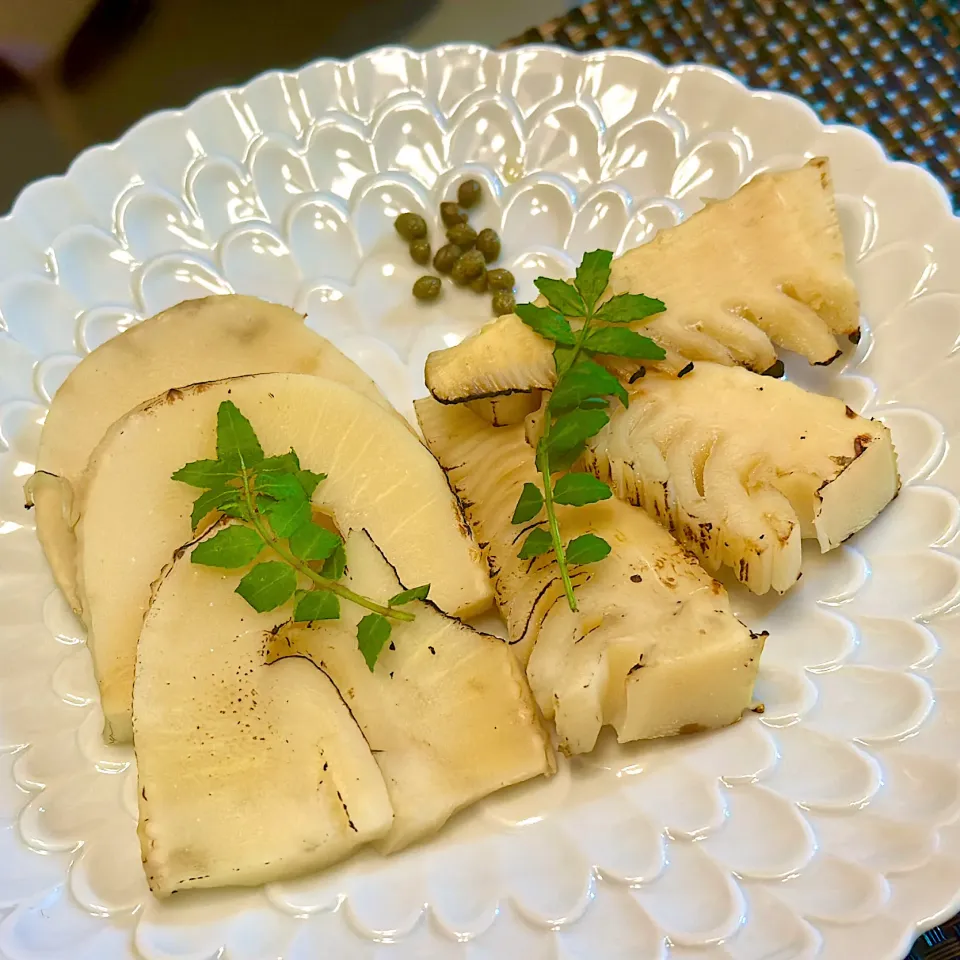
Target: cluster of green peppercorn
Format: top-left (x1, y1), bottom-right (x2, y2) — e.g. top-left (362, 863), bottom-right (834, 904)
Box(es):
top-left (393, 179), bottom-right (517, 316)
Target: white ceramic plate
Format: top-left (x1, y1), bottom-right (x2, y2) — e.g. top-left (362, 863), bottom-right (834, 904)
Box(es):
top-left (1, 44), bottom-right (959, 960)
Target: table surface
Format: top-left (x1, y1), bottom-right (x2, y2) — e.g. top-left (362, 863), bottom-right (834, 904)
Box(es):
top-left (506, 0), bottom-right (959, 209)
top-left (505, 2), bottom-right (960, 957)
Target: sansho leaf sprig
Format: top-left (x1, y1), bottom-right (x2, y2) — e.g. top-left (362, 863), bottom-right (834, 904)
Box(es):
top-left (511, 249), bottom-right (667, 612)
top-left (172, 401), bottom-right (429, 669)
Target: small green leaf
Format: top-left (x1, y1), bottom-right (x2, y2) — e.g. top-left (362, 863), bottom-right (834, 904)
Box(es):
top-left (553, 473), bottom-right (613, 507)
top-left (322, 542), bottom-right (347, 580)
top-left (294, 589), bottom-right (340, 622)
top-left (594, 293), bottom-right (666, 324)
top-left (357, 613), bottom-right (392, 671)
top-left (534, 277), bottom-right (586, 317)
top-left (544, 409), bottom-right (610, 463)
top-left (264, 497), bottom-right (312, 538)
top-left (258, 451), bottom-right (300, 474)
top-left (518, 526), bottom-right (553, 560)
top-left (172, 459), bottom-right (237, 489)
top-left (295, 469), bottom-right (326, 499)
top-left (548, 444), bottom-right (589, 473)
top-left (216, 401), bottom-right (264, 468)
top-left (288, 522), bottom-right (341, 562)
top-left (512, 482), bottom-right (544, 524)
top-left (574, 250), bottom-right (613, 312)
top-left (515, 303), bottom-right (576, 345)
top-left (389, 584), bottom-right (430, 606)
top-left (191, 525), bottom-right (264, 568)
top-left (236, 561), bottom-right (297, 612)
top-left (565, 533), bottom-right (611, 565)
top-left (549, 357), bottom-right (626, 413)
top-left (256, 472), bottom-right (306, 502)
top-left (190, 488), bottom-right (242, 529)
top-left (583, 326), bottom-right (666, 360)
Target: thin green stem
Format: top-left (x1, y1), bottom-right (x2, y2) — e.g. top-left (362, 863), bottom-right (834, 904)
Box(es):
top-left (239, 470), bottom-right (413, 623)
top-left (537, 442), bottom-right (577, 611)
top-left (538, 307), bottom-right (596, 612)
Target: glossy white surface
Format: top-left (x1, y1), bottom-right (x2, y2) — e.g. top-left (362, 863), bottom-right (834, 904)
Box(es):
top-left (1, 45), bottom-right (959, 960)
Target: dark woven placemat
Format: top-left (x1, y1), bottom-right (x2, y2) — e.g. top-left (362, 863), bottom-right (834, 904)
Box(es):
top-left (505, 0), bottom-right (960, 210)
top-left (505, 2), bottom-right (959, 957)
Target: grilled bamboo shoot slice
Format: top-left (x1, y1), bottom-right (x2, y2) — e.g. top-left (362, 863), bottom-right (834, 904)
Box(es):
top-left (415, 397), bottom-right (764, 756)
top-left (268, 530), bottom-right (555, 852)
top-left (583, 363), bottom-right (900, 595)
top-left (78, 373), bottom-right (491, 743)
top-left (425, 159), bottom-right (858, 405)
top-left (134, 525), bottom-right (393, 897)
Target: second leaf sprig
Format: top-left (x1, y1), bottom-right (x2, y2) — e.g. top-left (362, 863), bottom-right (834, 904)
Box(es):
top-left (510, 249), bottom-right (667, 612)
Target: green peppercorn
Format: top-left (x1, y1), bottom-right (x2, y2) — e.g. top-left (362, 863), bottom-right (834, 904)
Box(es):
top-left (451, 249), bottom-right (486, 286)
top-left (433, 243), bottom-right (461, 274)
top-left (409, 238), bottom-right (431, 265)
top-left (440, 202), bottom-right (467, 228)
top-left (457, 179), bottom-right (482, 208)
top-left (469, 271), bottom-right (488, 294)
top-left (492, 290), bottom-right (516, 316)
top-left (394, 212), bottom-right (427, 241)
top-left (476, 227), bottom-right (501, 263)
top-left (412, 276), bottom-right (442, 301)
top-left (446, 223), bottom-right (477, 250)
top-left (486, 268), bottom-right (515, 291)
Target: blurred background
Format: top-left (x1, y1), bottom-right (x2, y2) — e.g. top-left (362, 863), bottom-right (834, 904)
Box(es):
top-left (0, 0), bottom-right (568, 211)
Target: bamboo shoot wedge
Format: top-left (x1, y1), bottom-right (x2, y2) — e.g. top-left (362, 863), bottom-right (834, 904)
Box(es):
top-left (425, 158), bottom-right (858, 405)
top-left (268, 530), bottom-right (555, 853)
top-left (134, 524), bottom-right (394, 898)
top-left (583, 363), bottom-right (900, 595)
top-left (78, 373), bottom-right (492, 743)
top-left (415, 397), bottom-right (764, 756)
top-left (28, 295), bottom-right (398, 613)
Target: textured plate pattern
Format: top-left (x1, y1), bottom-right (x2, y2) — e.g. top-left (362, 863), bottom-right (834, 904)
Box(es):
top-left (0, 46), bottom-right (959, 960)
